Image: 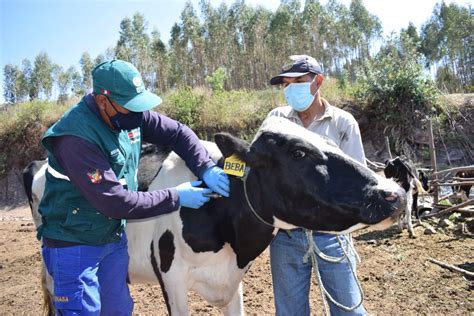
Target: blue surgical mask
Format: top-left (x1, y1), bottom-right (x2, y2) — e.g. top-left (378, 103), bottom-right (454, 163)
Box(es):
top-left (106, 97), bottom-right (143, 130)
top-left (284, 78), bottom-right (318, 112)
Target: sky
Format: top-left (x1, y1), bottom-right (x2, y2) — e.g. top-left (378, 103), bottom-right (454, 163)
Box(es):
top-left (0, 0), bottom-right (472, 102)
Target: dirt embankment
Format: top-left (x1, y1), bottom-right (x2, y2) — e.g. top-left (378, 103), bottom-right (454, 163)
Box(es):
top-left (0, 206), bottom-right (472, 315)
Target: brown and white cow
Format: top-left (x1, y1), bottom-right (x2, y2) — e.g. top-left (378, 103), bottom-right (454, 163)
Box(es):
top-left (24, 117), bottom-right (406, 315)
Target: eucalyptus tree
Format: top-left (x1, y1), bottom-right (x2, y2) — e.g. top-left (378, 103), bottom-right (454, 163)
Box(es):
top-left (116, 13), bottom-right (153, 87)
top-left (168, 22), bottom-right (187, 87)
top-left (268, 1), bottom-right (298, 72)
top-left (3, 64), bottom-right (19, 104)
top-left (400, 22), bottom-right (422, 51)
top-left (79, 52), bottom-right (93, 92)
top-left (302, 0), bottom-right (327, 66)
top-left (421, 2), bottom-right (472, 91)
top-left (225, 1), bottom-right (245, 89)
top-left (317, 0), bottom-right (351, 75)
top-left (94, 54), bottom-right (106, 66)
top-left (31, 52), bottom-right (54, 99)
top-left (241, 5), bottom-right (272, 89)
top-left (116, 17), bottom-right (134, 62)
top-left (20, 59), bottom-right (34, 101)
top-left (180, 1), bottom-right (206, 86)
top-left (229, 0), bottom-right (254, 89)
top-left (345, 0), bottom-right (382, 81)
top-left (349, 0), bottom-right (381, 61)
top-left (15, 59), bottom-right (32, 102)
top-left (150, 29), bottom-right (169, 92)
top-left (199, 0), bottom-right (229, 82)
top-left (56, 65), bottom-right (72, 103)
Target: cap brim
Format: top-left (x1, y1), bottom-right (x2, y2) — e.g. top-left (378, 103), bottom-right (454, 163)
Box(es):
top-left (117, 90), bottom-right (163, 112)
top-left (269, 72), bottom-right (310, 85)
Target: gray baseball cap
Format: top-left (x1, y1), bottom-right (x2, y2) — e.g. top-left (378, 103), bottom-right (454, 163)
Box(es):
top-left (270, 55), bottom-right (322, 85)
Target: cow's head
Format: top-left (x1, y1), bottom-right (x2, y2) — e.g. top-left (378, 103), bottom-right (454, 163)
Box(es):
top-left (214, 117), bottom-right (406, 234)
top-left (384, 157), bottom-right (415, 192)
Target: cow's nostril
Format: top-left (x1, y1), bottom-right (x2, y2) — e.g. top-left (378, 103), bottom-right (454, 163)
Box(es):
top-left (383, 191), bottom-right (398, 202)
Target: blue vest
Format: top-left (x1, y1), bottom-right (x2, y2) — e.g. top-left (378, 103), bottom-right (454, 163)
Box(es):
top-left (38, 97), bottom-right (141, 245)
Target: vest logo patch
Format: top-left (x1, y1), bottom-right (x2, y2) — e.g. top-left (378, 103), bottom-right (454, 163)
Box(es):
top-left (128, 129), bottom-right (141, 144)
top-left (132, 76), bottom-right (142, 87)
top-left (110, 148), bottom-right (120, 157)
top-left (87, 169), bottom-right (103, 184)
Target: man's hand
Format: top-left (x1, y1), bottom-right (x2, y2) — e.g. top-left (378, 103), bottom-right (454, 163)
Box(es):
top-left (176, 181), bottom-right (212, 209)
top-left (202, 166), bottom-right (230, 197)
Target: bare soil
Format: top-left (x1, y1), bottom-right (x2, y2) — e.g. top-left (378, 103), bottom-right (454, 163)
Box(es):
top-left (1, 205), bottom-right (472, 315)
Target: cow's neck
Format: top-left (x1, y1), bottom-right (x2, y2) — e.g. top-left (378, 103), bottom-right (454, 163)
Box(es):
top-left (179, 170), bottom-right (276, 269)
top-left (226, 172), bottom-right (277, 269)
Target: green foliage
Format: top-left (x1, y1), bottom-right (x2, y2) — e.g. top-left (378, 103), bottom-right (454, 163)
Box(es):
top-left (160, 86), bottom-right (204, 129)
top-left (354, 36), bottom-right (439, 118)
top-left (79, 52), bottom-right (93, 93)
top-left (435, 65), bottom-right (463, 93)
top-left (56, 66), bottom-right (80, 102)
top-left (3, 64), bottom-right (19, 103)
top-left (0, 99), bottom-right (73, 177)
top-left (3, 0), bottom-right (470, 102)
top-left (353, 35), bottom-right (440, 156)
top-left (199, 89), bottom-right (279, 137)
top-left (31, 52), bottom-right (54, 99)
top-left (205, 67), bottom-right (228, 93)
top-left (158, 87), bottom-right (285, 141)
top-left (323, 77), bottom-right (351, 103)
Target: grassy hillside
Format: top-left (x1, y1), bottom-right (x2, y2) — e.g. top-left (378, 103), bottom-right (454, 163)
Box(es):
top-left (1, 80), bottom-right (472, 178)
top-left (0, 79), bottom-right (349, 177)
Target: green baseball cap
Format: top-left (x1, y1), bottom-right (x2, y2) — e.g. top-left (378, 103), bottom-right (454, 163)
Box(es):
top-left (92, 59), bottom-right (162, 112)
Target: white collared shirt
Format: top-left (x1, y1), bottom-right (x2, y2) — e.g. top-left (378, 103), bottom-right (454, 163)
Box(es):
top-left (263, 99), bottom-right (367, 166)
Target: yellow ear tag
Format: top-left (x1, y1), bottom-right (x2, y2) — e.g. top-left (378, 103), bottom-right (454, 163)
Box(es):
top-left (223, 155), bottom-right (246, 177)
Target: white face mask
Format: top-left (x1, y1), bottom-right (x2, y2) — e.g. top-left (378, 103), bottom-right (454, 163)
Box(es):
top-left (283, 77), bottom-right (318, 112)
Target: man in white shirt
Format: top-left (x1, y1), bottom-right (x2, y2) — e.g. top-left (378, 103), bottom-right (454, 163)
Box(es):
top-left (264, 55), bottom-right (367, 315)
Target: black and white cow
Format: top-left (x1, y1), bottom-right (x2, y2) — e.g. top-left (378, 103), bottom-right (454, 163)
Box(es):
top-left (384, 157), bottom-right (426, 237)
top-left (22, 159), bottom-right (47, 228)
top-left (24, 117), bottom-right (407, 315)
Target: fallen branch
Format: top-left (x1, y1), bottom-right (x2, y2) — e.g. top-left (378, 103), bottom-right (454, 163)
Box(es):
top-left (424, 199), bottom-right (474, 217)
top-left (452, 177), bottom-right (474, 181)
top-left (427, 258), bottom-right (474, 278)
top-left (436, 181), bottom-right (474, 186)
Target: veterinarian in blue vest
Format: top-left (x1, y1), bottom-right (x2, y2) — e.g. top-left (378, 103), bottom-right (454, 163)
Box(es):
top-left (38, 59), bottom-right (230, 315)
top-left (264, 55), bottom-right (367, 315)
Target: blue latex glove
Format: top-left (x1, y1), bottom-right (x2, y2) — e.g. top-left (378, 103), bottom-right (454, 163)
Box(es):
top-left (176, 181), bottom-right (212, 209)
top-left (202, 166), bottom-right (230, 197)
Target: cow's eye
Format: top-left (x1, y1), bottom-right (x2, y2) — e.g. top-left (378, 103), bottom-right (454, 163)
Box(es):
top-left (291, 149), bottom-right (306, 160)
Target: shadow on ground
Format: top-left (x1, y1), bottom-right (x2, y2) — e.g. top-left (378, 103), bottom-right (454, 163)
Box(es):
top-left (354, 226), bottom-right (403, 241)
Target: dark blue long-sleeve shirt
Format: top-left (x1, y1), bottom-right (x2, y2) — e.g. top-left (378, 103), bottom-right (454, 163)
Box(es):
top-left (44, 94), bottom-right (214, 247)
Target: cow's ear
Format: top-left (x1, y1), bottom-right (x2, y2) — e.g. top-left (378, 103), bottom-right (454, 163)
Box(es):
top-left (214, 133), bottom-right (250, 161)
top-left (383, 159), bottom-right (395, 178)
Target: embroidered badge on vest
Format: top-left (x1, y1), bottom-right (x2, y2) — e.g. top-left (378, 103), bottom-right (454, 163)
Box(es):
top-left (110, 148), bottom-right (120, 157)
top-left (87, 169), bottom-right (103, 184)
top-left (127, 128), bottom-right (141, 144)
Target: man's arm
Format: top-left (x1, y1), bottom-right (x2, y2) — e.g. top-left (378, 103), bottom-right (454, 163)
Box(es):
top-left (340, 123), bottom-right (367, 166)
top-left (141, 111), bottom-right (215, 178)
top-left (52, 136), bottom-right (180, 219)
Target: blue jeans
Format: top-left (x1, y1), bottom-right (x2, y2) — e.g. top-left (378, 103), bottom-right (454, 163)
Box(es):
top-left (270, 229), bottom-right (367, 316)
top-left (42, 233), bottom-right (133, 316)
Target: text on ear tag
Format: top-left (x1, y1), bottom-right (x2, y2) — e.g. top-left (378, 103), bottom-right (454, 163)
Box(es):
top-left (223, 155), bottom-right (246, 177)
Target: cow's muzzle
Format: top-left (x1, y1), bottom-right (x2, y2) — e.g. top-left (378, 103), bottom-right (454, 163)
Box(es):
top-left (382, 186), bottom-right (407, 220)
